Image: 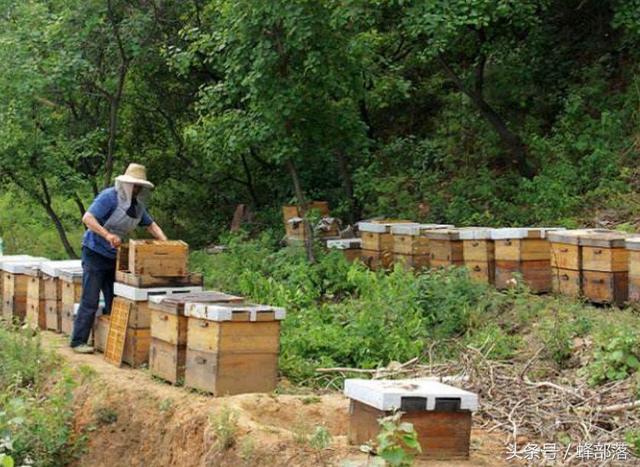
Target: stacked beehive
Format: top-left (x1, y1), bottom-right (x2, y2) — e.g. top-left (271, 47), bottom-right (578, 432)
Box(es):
top-left (183, 301), bottom-right (285, 395)
top-left (391, 224), bottom-right (453, 270)
top-left (58, 266), bottom-right (84, 335)
top-left (459, 228), bottom-right (495, 284)
top-left (579, 231), bottom-right (629, 306)
top-left (108, 240), bottom-right (203, 367)
top-left (423, 228), bottom-right (464, 269)
top-left (1, 256), bottom-right (48, 323)
top-left (491, 228), bottom-right (563, 293)
top-left (25, 263), bottom-right (48, 330)
top-left (547, 229), bottom-right (603, 298)
top-left (282, 201), bottom-right (332, 245)
top-left (147, 292), bottom-right (244, 384)
top-left (358, 220), bottom-right (418, 270)
top-left (38, 261), bottom-right (81, 332)
top-left (326, 238), bottom-right (362, 263)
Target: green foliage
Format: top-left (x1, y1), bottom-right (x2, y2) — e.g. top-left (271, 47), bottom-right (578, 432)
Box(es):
top-left (536, 308), bottom-right (593, 367)
top-left (584, 325), bottom-right (640, 385)
top-left (466, 324), bottom-right (521, 360)
top-left (210, 407), bottom-right (239, 451)
top-left (0, 327), bottom-right (78, 466)
top-left (374, 412), bottom-right (421, 467)
top-left (626, 429), bottom-right (640, 457)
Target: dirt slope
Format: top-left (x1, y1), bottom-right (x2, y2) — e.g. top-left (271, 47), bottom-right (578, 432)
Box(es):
top-left (42, 333), bottom-right (509, 466)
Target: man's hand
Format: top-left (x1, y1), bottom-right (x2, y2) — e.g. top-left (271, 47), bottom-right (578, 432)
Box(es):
top-left (106, 233), bottom-right (122, 249)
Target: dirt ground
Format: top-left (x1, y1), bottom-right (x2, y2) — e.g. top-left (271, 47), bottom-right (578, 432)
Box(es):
top-left (42, 332), bottom-right (511, 466)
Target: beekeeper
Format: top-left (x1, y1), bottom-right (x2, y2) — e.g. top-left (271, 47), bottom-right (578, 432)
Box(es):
top-left (70, 163), bottom-right (167, 354)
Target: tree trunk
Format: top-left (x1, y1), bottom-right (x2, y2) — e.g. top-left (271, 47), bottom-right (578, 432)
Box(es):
top-left (437, 55), bottom-right (534, 179)
top-left (42, 202), bottom-right (79, 259)
top-left (240, 153), bottom-right (261, 207)
top-left (74, 193), bottom-right (86, 218)
top-left (285, 158), bottom-right (315, 263)
top-left (334, 151), bottom-right (360, 224)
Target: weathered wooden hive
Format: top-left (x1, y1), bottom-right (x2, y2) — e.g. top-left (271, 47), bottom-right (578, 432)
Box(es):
top-left (282, 201), bottom-right (331, 244)
top-left (547, 229), bottom-right (605, 298)
top-left (423, 228), bottom-right (464, 268)
top-left (326, 238), bottom-right (362, 263)
top-left (391, 224), bottom-right (453, 270)
top-left (459, 228), bottom-right (495, 284)
top-left (39, 260), bottom-right (81, 333)
top-left (1, 257), bottom-right (48, 323)
top-left (344, 378), bottom-right (478, 459)
top-left (25, 264), bottom-right (47, 330)
top-left (626, 237), bottom-right (640, 302)
top-left (491, 228), bottom-right (563, 292)
top-left (358, 220), bottom-right (418, 270)
top-left (148, 291), bottom-right (244, 385)
top-left (108, 241), bottom-right (203, 367)
top-left (184, 302), bottom-right (285, 395)
top-left (578, 231), bottom-right (629, 306)
top-left (58, 267), bottom-right (84, 335)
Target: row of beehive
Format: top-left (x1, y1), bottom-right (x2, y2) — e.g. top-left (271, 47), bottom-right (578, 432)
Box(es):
top-left (330, 223), bottom-right (640, 306)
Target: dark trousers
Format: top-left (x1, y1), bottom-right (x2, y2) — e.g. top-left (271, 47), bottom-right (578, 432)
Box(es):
top-left (70, 247), bottom-right (116, 347)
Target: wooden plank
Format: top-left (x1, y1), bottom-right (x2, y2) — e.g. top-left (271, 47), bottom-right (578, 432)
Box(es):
top-left (187, 320), bottom-right (280, 353)
top-left (151, 310), bottom-right (188, 345)
top-left (629, 250), bottom-right (640, 277)
top-left (93, 314), bottom-right (110, 352)
top-left (60, 304), bottom-right (74, 335)
top-left (465, 261), bottom-right (495, 285)
top-left (582, 247), bottom-right (628, 272)
top-left (462, 239), bottom-right (494, 262)
top-left (348, 400), bottom-right (471, 459)
top-left (129, 240), bottom-right (189, 277)
top-left (2, 273), bottom-right (29, 322)
top-left (494, 239), bottom-right (550, 262)
top-left (582, 271), bottom-right (628, 306)
top-left (104, 297), bottom-right (132, 367)
top-left (43, 275), bottom-right (61, 301)
top-left (495, 260), bottom-right (551, 293)
top-left (184, 349), bottom-right (278, 395)
top-left (122, 329), bottom-right (151, 368)
top-left (149, 338), bottom-right (186, 384)
top-left (116, 243), bottom-right (130, 273)
top-left (429, 240), bottom-right (464, 264)
top-left (361, 232), bottom-right (394, 252)
top-left (45, 299), bottom-right (61, 332)
top-left (115, 271), bottom-right (203, 288)
top-left (628, 274), bottom-right (640, 302)
top-left (551, 268), bottom-right (582, 297)
top-left (550, 242), bottom-right (581, 270)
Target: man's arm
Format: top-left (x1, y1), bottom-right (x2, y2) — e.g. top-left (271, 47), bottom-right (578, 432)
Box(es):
top-left (146, 222), bottom-right (168, 241)
top-left (82, 212), bottom-right (121, 248)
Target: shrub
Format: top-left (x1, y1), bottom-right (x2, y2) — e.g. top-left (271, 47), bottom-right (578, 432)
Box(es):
top-left (583, 325), bottom-right (640, 385)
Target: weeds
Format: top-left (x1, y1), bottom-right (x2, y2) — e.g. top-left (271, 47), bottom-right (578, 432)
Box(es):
top-left (94, 407), bottom-right (118, 426)
top-left (210, 407), bottom-right (239, 450)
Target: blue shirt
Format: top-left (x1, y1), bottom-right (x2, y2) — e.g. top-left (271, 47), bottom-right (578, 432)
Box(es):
top-left (82, 187), bottom-right (153, 259)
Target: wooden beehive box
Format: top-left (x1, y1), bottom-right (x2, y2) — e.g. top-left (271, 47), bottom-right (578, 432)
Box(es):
top-left (148, 291), bottom-right (244, 384)
top-left (423, 229), bottom-right (464, 268)
top-left (1, 258), bottom-right (47, 323)
top-left (326, 238), bottom-right (362, 263)
top-left (491, 228), bottom-right (563, 293)
top-left (344, 379), bottom-right (478, 459)
top-left (547, 229), bottom-right (605, 298)
top-left (391, 224), bottom-right (453, 270)
top-left (0, 255), bottom-right (36, 309)
top-left (39, 260), bottom-right (81, 332)
top-left (579, 231), bottom-right (629, 306)
top-left (459, 228), bottom-right (494, 284)
top-left (358, 221), bottom-right (418, 270)
top-left (112, 283), bottom-right (204, 367)
top-left (184, 302), bottom-right (285, 395)
top-left (59, 267), bottom-right (84, 335)
top-left (627, 238), bottom-right (640, 302)
top-left (283, 201), bottom-right (331, 242)
top-left (93, 313), bottom-right (110, 352)
top-left (125, 240), bottom-right (189, 278)
top-left (25, 265), bottom-right (47, 330)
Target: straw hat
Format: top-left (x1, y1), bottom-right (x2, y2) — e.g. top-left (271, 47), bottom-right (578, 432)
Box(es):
top-left (115, 163), bottom-right (154, 188)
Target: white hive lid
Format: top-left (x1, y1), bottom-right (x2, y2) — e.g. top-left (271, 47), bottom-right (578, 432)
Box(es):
top-left (456, 227), bottom-right (493, 240)
top-left (41, 260), bottom-right (82, 278)
top-left (390, 224), bottom-right (454, 236)
top-left (326, 238), bottom-right (362, 250)
top-left (358, 221), bottom-right (419, 234)
top-left (626, 237), bottom-right (640, 251)
top-left (1, 257), bottom-right (50, 273)
top-left (185, 302), bottom-right (286, 322)
top-left (344, 378), bottom-right (478, 412)
top-left (490, 227), bottom-right (565, 240)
